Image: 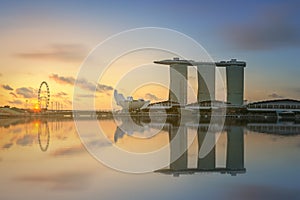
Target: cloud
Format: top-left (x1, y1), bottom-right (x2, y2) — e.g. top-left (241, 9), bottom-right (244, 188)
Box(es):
top-left (16, 135), bottom-right (35, 146)
top-left (15, 44), bottom-right (87, 63)
top-left (15, 171), bottom-right (92, 191)
top-left (9, 92), bottom-right (18, 98)
top-left (222, 3), bottom-right (300, 50)
top-left (15, 87), bottom-right (36, 98)
top-left (96, 84), bottom-right (113, 93)
top-left (8, 100), bottom-right (23, 105)
top-left (75, 78), bottom-right (113, 93)
top-left (52, 92), bottom-right (68, 98)
top-left (268, 93), bottom-right (284, 99)
top-left (51, 145), bottom-right (86, 156)
top-left (76, 78), bottom-right (98, 91)
top-left (0, 73), bottom-right (2, 77)
top-left (145, 93), bottom-right (162, 101)
top-left (49, 74), bottom-right (75, 85)
top-left (1, 84), bottom-right (14, 91)
top-left (76, 94), bottom-right (97, 98)
top-left (49, 74), bottom-right (113, 93)
top-left (2, 143), bottom-right (13, 149)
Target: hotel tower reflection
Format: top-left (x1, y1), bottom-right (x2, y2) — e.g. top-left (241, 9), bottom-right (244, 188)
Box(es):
top-left (113, 117), bottom-right (246, 176)
top-left (155, 122), bottom-right (246, 177)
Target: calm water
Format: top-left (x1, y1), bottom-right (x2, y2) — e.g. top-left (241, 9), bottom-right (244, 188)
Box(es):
top-left (0, 118), bottom-right (299, 200)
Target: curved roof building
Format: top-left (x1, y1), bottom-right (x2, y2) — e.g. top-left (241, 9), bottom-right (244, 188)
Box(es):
top-left (247, 99), bottom-right (300, 111)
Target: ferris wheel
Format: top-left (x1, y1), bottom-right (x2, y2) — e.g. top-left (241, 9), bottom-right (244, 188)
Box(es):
top-left (38, 81), bottom-right (50, 110)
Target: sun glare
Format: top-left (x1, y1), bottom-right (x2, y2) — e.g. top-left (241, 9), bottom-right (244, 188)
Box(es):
top-left (33, 104), bottom-right (40, 112)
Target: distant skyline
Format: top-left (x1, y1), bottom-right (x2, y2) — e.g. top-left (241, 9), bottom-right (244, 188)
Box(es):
top-left (0, 0), bottom-right (299, 109)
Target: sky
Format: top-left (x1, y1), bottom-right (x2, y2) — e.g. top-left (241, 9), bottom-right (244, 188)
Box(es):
top-left (0, 0), bottom-right (299, 110)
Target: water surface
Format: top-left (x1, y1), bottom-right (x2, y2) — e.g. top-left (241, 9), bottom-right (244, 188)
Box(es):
top-left (0, 118), bottom-right (299, 200)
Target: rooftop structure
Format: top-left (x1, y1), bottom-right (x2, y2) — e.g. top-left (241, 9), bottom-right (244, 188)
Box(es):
top-left (154, 58), bottom-right (246, 106)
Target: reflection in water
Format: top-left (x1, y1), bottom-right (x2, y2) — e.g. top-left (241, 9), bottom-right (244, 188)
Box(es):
top-left (198, 126), bottom-right (216, 170)
top-left (38, 121), bottom-right (50, 152)
top-left (156, 123), bottom-right (245, 177)
top-left (226, 127), bottom-right (244, 173)
top-left (247, 122), bottom-right (300, 135)
top-left (169, 122), bottom-right (188, 172)
top-left (114, 127), bottom-right (126, 142)
top-left (0, 118), bottom-right (299, 199)
top-left (114, 116), bottom-right (150, 142)
top-left (0, 118), bottom-right (71, 152)
top-left (113, 116), bottom-right (247, 176)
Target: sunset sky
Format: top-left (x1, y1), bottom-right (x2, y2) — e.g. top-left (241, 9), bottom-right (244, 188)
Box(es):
top-left (0, 0), bottom-right (299, 110)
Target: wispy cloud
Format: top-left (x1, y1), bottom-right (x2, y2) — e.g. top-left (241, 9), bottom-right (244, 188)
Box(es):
top-left (222, 3), bottom-right (300, 50)
top-left (15, 44), bottom-right (87, 63)
top-left (76, 78), bottom-right (113, 93)
top-left (52, 92), bottom-right (68, 98)
top-left (9, 92), bottom-right (18, 98)
top-left (49, 74), bottom-right (113, 93)
top-left (76, 94), bottom-right (97, 98)
top-left (15, 87), bottom-right (37, 98)
top-left (8, 99), bottom-right (23, 105)
top-left (1, 84), bottom-right (13, 91)
top-left (145, 93), bottom-right (162, 101)
top-left (268, 93), bottom-right (284, 99)
top-left (49, 74), bottom-right (74, 85)
top-left (96, 84), bottom-right (114, 93)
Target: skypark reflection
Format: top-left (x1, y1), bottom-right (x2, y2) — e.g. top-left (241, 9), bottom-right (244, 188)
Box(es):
top-left (113, 117), bottom-right (246, 176)
top-left (156, 124), bottom-right (245, 177)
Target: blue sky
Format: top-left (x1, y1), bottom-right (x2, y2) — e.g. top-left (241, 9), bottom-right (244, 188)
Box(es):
top-left (0, 0), bottom-right (300, 108)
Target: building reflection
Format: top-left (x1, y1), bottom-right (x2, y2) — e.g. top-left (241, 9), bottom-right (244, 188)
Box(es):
top-left (113, 116), bottom-right (247, 176)
top-left (246, 122), bottom-right (300, 135)
top-left (155, 122), bottom-right (246, 177)
top-left (169, 122), bottom-right (188, 171)
top-left (114, 116), bottom-right (148, 142)
top-left (197, 126), bottom-right (216, 170)
top-left (226, 126), bottom-right (244, 172)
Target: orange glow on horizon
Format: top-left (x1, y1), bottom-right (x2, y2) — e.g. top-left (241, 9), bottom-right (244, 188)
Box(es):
top-left (33, 104), bottom-right (41, 112)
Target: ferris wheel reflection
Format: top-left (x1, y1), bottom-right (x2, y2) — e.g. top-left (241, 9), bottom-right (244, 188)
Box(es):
top-left (36, 121), bottom-right (50, 152)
